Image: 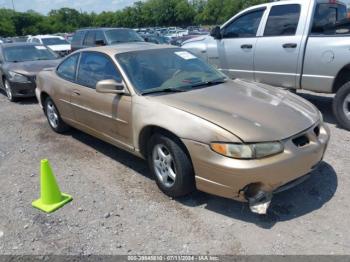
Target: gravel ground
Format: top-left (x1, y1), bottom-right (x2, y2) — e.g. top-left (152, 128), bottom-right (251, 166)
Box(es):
top-left (0, 90), bottom-right (349, 255)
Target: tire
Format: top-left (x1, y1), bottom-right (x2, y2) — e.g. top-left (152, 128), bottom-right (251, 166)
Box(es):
top-left (4, 80), bottom-right (17, 102)
top-left (44, 97), bottom-right (69, 133)
top-left (333, 82), bottom-right (350, 131)
top-left (148, 133), bottom-right (195, 198)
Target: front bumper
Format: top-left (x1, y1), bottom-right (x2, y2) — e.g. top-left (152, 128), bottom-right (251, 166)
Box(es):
top-left (9, 79), bottom-right (36, 98)
top-left (183, 123), bottom-right (330, 202)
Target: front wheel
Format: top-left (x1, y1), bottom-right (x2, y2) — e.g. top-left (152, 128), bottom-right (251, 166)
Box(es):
top-left (148, 134), bottom-right (195, 198)
top-left (333, 82), bottom-right (350, 131)
top-left (44, 97), bottom-right (69, 133)
top-left (4, 80), bottom-right (17, 102)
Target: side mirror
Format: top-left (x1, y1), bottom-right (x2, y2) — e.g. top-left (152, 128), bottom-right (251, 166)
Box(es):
top-left (210, 26), bottom-right (222, 40)
top-left (96, 79), bottom-right (127, 95)
top-left (95, 39), bottom-right (106, 46)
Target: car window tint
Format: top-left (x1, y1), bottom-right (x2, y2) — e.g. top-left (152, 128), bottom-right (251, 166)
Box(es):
top-left (105, 29), bottom-right (144, 44)
top-left (311, 3), bottom-right (348, 35)
top-left (84, 31), bottom-right (95, 46)
top-left (222, 9), bottom-right (265, 38)
top-left (77, 52), bottom-right (122, 89)
top-left (264, 4), bottom-right (301, 36)
top-left (72, 31), bottom-right (85, 45)
top-left (57, 53), bottom-right (79, 81)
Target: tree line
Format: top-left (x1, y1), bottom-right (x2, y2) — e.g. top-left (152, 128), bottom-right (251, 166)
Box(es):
top-left (0, 0), bottom-right (269, 37)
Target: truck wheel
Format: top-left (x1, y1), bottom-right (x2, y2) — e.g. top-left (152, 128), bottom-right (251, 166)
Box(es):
top-left (333, 82), bottom-right (350, 131)
top-left (148, 134), bottom-right (195, 198)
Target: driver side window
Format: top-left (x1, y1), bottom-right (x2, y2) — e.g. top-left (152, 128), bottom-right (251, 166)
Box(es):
top-left (77, 52), bottom-right (122, 89)
top-left (222, 9), bottom-right (265, 38)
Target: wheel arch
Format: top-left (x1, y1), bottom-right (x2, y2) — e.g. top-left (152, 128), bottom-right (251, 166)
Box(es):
top-left (138, 125), bottom-right (193, 163)
top-left (40, 92), bottom-right (50, 113)
top-left (333, 64), bottom-right (350, 93)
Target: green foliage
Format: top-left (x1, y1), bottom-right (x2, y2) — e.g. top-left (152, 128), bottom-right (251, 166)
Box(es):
top-left (0, 0), bottom-right (269, 37)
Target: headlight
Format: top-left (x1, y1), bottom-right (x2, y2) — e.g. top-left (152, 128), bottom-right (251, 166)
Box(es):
top-left (210, 142), bottom-right (284, 159)
top-left (8, 71), bottom-right (30, 83)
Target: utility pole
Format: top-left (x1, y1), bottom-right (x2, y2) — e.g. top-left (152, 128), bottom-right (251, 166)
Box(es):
top-left (11, 0), bottom-right (15, 11)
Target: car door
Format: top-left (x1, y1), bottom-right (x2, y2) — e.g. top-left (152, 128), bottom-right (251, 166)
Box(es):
top-left (217, 8), bottom-right (266, 80)
top-left (254, 3), bottom-right (305, 88)
top-left (55, 53), bottom-right (81, 122)
top-left (71, 51), bottom-right (132, 147)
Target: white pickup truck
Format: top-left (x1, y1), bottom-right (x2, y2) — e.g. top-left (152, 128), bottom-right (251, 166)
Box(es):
top-left (182, 0), bottom-right (350, 130)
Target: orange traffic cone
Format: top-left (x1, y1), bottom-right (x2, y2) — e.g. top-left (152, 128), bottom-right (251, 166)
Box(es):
top-left (32, 159), bottom-right (72, 213)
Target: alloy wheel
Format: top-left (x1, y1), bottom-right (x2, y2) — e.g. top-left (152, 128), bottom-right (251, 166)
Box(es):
top-left (152, 144), bottom-right (176, 188)
top-left (343, 93), bottom-right (350, 121)
top-left (4, 81), bottom-right (13, 101)
top-left (46, 100), bottom-right (59, 129)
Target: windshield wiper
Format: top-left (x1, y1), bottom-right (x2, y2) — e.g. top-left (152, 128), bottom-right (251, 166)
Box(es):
top-left (190, 78), bottom-right (227, 88)
top-left (141, 87), bottom-right (186, 95)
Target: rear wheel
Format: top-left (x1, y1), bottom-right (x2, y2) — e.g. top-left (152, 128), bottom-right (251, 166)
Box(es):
top-left (4, 80), bottom-right (17, 102)
top-left (148, 134), bottom-right (195, 198)
top-left (333, 82), bottom-right (350, 131)
top-left (44, 97), bottom-right (69, 133)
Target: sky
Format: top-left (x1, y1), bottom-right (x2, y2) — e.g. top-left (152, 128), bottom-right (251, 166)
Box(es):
top-left (0, 0), bottom-right (349, 14)
top-left (0, 0), bottom-right (139, 14)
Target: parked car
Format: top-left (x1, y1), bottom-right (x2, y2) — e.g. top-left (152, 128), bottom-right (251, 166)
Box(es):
top-left (70, 28), bottom-right (144, 52)
top-left (182, 0), bottom-right (350, 130)
top-left (0, 43), bottom-right (60, 102)
top-left (35, 43), bottom-right (329, 214)
top-left (27, 35), bottom-right (71, 57)
top-left (142, 34), bottom-right (170, 45)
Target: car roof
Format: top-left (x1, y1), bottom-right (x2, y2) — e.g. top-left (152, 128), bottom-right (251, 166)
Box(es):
top-left (80, 42), bottom-right (177, 55)
top-left (1, 42), bottom-right (44, 48)
top-left (76, 27), bottom-right (128, 32)
top-left (31, 35), bottom-right (64, 39)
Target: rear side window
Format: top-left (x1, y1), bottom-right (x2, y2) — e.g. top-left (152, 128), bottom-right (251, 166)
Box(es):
top-left (222, 9), bottom-right (265, 38)
top-left (95, 30), bottom-right (106, 43)
top-left (311, 3), bottom-right (348, 35)
top-left (84, 31), bottom-right (95, 46)
top-left (57, 53), bottom-right (79, 81)
top-left (77, 52), bottom-right (122, 89)
top-left (72, 31), bottom-right (86, 45)
top-left (264, 4), bottom-right (301, 36)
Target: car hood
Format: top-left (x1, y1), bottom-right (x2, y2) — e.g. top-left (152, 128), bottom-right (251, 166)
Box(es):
top-left (48, 44), bottom-right (71, 51)
top-left (6, 59), bottom-right (60, 76)
top-left (182, 35), bottom-right (210, 46)
top-left (150, 80), bottom-right (319, 142)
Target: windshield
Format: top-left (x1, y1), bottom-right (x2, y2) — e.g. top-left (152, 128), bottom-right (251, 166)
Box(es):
top-left (4, 45), bottom-right (58, 62)
top-left (116, 48), bottom-right (226, 94)
top-left (105, 29), bottom-right (144, 44)
top-left (41, 38), bottom-right (69, 46)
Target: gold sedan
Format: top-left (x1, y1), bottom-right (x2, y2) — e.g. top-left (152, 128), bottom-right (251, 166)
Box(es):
top-left (36, 43), bottom-right (330, 214)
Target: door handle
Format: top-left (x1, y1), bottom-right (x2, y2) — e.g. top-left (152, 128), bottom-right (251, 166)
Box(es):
top-left (283, 43), bottom-right (297, 48)
top-left (241, 44), bottom-right (253, 49)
